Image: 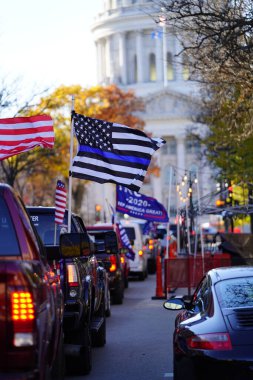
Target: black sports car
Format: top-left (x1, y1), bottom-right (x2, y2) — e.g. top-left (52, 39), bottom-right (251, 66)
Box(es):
top-left (164, 266), bottom-right (253, 380)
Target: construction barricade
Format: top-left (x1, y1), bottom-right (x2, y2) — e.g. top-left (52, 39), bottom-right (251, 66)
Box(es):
top-left (164, 253), bottom-right (231, 294)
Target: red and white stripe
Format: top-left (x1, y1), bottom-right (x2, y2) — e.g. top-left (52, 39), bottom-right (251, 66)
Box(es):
top-left (55, 182), bottom-right (67, 225)
top-left (0, 115), bottom-right (54, 160)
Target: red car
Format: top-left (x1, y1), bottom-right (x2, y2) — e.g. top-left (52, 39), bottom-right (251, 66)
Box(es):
top-left (0, 184), bottom-right (64, 379)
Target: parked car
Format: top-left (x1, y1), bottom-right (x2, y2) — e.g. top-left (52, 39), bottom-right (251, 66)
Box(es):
top-left (120, 219), bottom-right (148, 281)
top-left (164, 266), bottom-right (253, 380)
top-left (87, 224), bottom-right (125, 305)
top-left (0, 184), bottom-right (65, 379)
top-left (27, 206), bottom-right (107, 375)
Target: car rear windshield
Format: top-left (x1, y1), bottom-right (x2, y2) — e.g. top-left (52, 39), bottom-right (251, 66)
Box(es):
top-left (29, 213), bottom-right (69, 245)
top-left (215, 277), bottom-right (253, 309)
top-left (0, 198), bottom-right (20, 255)
top-left (124, 227), bottom-right (136, 241)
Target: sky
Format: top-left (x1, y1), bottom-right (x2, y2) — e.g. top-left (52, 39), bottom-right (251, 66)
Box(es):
top-left (0, 0), bottom-right (103, 100)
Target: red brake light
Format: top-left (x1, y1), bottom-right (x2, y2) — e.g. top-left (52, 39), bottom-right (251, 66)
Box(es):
top-left (187, 333), bottom-right (232, 350)
top-left (109, 255), bottom-right (117, 272)
top-left (11, 291), bottom-right (35, 329)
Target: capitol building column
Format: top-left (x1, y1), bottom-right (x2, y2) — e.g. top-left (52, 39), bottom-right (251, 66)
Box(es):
top-left (176, 136), bottom-right (186, 179)
top-left (152, 150), bottom-right (162, 203)
top-left (96, 40), bottom-right (104, 84)
top-left (119, 32), bottom-right (127, 85)
top-left (136, 31), bottom-right (144, 83)
top-left (155, 34), bottom-right (163, 82)
top-left (105, 36), bottom-right (112, 82)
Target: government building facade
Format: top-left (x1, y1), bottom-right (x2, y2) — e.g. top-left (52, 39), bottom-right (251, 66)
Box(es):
top-left (83, 0), bottom-right (213, 225)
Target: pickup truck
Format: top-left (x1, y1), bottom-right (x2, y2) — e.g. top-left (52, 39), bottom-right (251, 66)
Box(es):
top-left (0, 184), bottom-right (64, 380)
top-left (27, 206), bottom-right (108, 375)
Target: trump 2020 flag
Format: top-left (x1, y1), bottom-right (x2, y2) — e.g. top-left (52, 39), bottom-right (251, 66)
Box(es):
top-left (0, 115), bottom-right (54, 160)
top-left (55, 180), bottom-right (67, 224)
top-left (70, 112), bottom-right (166, 192)
top-left (117, 222), bottom-right (135, 261)
top-left (116, 185), bottom-right (169, 222)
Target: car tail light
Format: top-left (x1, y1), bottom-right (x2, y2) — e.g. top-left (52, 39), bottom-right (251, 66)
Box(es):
top-left (67, 264), bottom-right (78, 286)
top-left (120, 256), bottom-right (125, 265)
top-left (109, 255), bottom-right (117, 272)
top-left (10, 291), bottom-right (36, 347)
top-left (67, 263), bottom-right (79, 298)
top-left (148, 240), bottom-right (154, 250)
top-left (138, 250), bottom-right (144, 256)
top-left (187, 333), bottom-right (232, 350)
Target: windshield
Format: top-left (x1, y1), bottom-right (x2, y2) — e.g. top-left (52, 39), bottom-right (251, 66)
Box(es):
top-left (0, 198), bottom-right (20, 255)
top-left (29, 212), bottom-right (68, 245)
top-left (215, 277), bottom-right (253, 309)
top-left (124, 227), bottom-right (136, 241)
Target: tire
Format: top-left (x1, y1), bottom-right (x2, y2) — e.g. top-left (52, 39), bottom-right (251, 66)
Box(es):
top-left (105, 289), bottom-right (111, 317)
top-left (92, 299), bottom-right (106, 347)
top-left (138, 271), bottom-right (145, 281)
top-left (65, 323), bottom-right (92, 375)
top-left (174, 356), bottom-right (196, 380)
top-left (124, 275), bottom-right (129, 288)
top-left (112, 286), bottom-right (124, 304)
top-left (51, 328), bottom-right (65, 380)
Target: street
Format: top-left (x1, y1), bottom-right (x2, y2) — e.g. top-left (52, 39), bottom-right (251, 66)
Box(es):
top-left (67, 274), bottom-right (176, 380)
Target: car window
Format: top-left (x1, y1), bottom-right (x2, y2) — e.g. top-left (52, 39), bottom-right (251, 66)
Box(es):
top-left (0, 198), bottom-right (20, 255)
top-left (29, 212), bottom-right (71, 245)
top-left (215, 277), bottom-right (253, 309)
top-left (192, 276), bottom-right (210, 313)
top-left (124, 227), bottom-right (136, 241)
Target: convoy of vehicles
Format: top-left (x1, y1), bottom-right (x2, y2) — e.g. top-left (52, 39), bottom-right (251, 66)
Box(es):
top-left (1, 186), bottom-right (151, 378)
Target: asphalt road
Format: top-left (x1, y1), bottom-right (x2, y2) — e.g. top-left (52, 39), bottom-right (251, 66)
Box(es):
top-left (67, 273), bottom-right (177, 380)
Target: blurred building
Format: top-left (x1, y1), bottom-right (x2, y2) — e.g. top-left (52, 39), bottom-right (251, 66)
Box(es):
top-left (83, 0), bottom-right (213, 225)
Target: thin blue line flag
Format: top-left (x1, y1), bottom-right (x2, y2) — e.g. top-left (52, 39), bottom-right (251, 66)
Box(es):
top-left (70, 112), bottom-right (166, 192)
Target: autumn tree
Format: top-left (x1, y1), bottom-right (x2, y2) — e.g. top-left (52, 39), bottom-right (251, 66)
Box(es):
top-left (152, 1), bottom-right (253, 184)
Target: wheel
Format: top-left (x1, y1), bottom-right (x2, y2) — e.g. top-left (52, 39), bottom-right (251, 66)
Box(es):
top-left (65, 323), bottom-right (92, 375)
top-left (112, 285), bottom-right (124, 304)
top-left (124, 275), bottom-right (129, 288)
top-left (138, 271), bottom-right (145, 281)
top-left (174, 355), bottom-right (196, 380)
top-left (105, 289), bottom-right (111, 317)
top-left (92, 298), bottom-right (106, 347)
top-left (50, 327), bottom-right (65, 380)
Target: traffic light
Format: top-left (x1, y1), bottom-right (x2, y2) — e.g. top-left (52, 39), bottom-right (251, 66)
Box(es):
top-left (216, 199), bottom-right (225, 207)
top-left (226, 185), bottom-right (233, 205)
top-left (95, 204), bottom-right (101, 222)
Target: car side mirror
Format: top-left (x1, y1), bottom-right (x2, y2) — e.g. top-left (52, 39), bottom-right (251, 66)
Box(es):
top-left (163, 297), bottom-right (185, 311)
top-left (60, 232), bottom-right (90, 258)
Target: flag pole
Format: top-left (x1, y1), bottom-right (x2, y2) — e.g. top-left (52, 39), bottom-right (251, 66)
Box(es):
top-left (165, 166), bottom-right (173, 259)
top-left (68, 95), bottom-right (75, 233)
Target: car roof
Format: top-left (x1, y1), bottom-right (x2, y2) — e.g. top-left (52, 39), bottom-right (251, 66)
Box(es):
top-left (209, 266), bottom-right (253, 283)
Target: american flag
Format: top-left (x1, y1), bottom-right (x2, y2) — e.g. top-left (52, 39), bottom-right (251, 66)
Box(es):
top-left (117, 222), bottom-right (135, 261)
top-left (70, 112), bottom-right (166, 192)
top-left (55, 180), bottom-right (67, 224)
top-left (0, 115), bottom-right (54, 161)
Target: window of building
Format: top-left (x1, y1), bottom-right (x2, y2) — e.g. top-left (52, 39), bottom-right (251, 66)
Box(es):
top-left (149, 53), bottom-right (156, 81)
top-left (167, 52), bottom-right (174, 80)
top-left (161, 137), bottom-right (177, 155)
top-left (186, 139), bottom-right (201, 154)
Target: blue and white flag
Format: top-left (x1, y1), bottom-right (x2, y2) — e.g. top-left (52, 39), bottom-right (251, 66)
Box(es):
top-left (117, 221), bottom-right (135, 261)
top-left (116, 185), bottom-right (169, 222)
top-left (143, 221), bottom-right (155, 235)
top-left (70, 112), bottom-right (166, 192)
